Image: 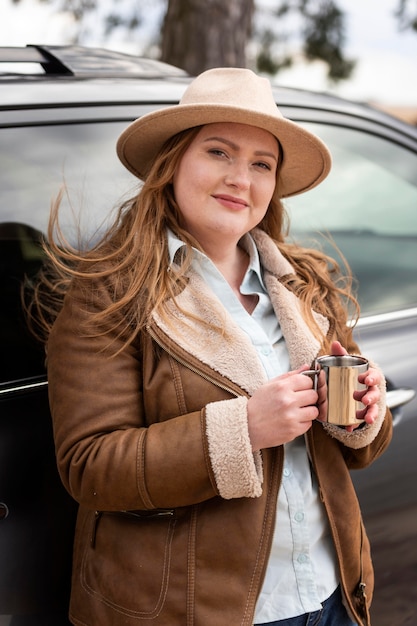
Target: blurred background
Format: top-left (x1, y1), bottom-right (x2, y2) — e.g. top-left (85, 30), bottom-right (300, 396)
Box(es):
top-left (2, 0), bottom-right (417, 123)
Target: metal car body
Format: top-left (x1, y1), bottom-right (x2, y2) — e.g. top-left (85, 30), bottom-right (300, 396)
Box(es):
top-left (0, 45), bottom-right (416, 626)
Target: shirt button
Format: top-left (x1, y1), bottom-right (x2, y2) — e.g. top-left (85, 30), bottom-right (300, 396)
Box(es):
top-left (261, 346), bottom-right (271, 356)
top-left (294, 511), bottom-right (304, 522)
top-left (283, 468), bottom-right (291, 477)
top-left (297, 553), bottom-right (309, 564)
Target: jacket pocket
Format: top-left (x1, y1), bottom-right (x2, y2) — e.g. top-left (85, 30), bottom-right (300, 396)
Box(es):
top-left (81, 508), bottom-right (178, 618)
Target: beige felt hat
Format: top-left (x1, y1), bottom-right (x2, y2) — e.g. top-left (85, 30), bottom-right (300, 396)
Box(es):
top-left (116, 67), bottom-right (331, 198)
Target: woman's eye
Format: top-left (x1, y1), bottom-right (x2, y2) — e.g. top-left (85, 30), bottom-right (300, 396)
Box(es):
top-left (208, 148), bottom-right (227, 157)
top-left (255, 161), bottom-right (272, 171)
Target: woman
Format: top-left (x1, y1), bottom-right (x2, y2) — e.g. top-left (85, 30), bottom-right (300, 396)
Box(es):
top-left (35, 68), bottom-right (391, 626)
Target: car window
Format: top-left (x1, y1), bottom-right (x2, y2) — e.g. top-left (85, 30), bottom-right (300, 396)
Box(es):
top-left (1, 119), bottom-right (417, 385)
top-left (0, 121), bottom-right (135, 385)
top-left (0, 122), bottom-right (137, 239)
top-left (285, 123), bottom-right (417, 317)
top-left (0, 222), bottom-right (46, 383)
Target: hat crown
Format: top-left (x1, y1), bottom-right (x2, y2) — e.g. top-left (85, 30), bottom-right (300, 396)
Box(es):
top-left (116, 67), bottom-right (331, 196)
top-left (180, 68), bottom-right (283, 119)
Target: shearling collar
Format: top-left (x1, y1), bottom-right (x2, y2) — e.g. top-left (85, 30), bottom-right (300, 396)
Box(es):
top-left (151, 228), bottom-right (329, 394)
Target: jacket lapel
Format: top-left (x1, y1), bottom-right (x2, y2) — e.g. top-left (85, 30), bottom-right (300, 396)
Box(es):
top-left (252, 228), bottom-right (329, 369)
top-left (151, 229), bottom-right (329, 393)
top-left (152, 272), bottom-right (267, 395)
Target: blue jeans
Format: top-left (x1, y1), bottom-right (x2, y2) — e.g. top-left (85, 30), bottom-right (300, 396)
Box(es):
top-left (255, 586), bottom-right (357, 626)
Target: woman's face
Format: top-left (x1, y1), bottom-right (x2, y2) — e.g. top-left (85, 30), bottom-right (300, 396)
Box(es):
top-left (173, 122), bottom-right (279, 251)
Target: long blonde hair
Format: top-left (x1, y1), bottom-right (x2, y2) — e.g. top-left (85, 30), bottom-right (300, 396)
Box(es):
top-left (26, 125), bottom-right (358, 354)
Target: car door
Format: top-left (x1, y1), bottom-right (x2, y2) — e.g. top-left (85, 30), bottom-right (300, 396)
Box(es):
top-left (0, 114), bottom-right (134, 625)
top-left (286, 116), bottom-right (417, 626)
top-left (0, 222), bottom-right (76, 624)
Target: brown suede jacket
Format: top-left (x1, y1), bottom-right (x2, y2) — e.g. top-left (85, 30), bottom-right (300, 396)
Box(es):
top-left (47, 229), bottom-right (392, 626)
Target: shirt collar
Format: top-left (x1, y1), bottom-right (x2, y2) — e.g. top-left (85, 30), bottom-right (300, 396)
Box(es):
top-left (167, 228), bottom-right (186, 265)
top-left (166, 228), bottom-right (266, 290)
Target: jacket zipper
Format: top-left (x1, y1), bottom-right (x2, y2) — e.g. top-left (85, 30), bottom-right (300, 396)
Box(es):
top-left (90, 323), bottom-right (241, 551)
top-left (147, 324), bottom-right (244, 399)
top-left (307, 432), bottom-right (369, 626)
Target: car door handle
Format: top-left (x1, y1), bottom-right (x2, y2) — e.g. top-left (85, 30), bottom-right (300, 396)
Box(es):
top-left (0, 502), bottom-right (9, 520)
top-left (386, 387), bottom-right (416, 410)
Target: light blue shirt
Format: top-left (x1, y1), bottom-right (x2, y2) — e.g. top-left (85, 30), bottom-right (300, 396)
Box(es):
top-left (167, 230), bottom-right (339, 622)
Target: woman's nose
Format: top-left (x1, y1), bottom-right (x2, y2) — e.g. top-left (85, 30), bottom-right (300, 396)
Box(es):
top-left (224, 161), bottom-right (250, 189)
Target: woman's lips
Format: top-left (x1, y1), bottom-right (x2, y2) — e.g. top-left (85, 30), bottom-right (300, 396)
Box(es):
top-left (213, 194), bottom-right (249, 210)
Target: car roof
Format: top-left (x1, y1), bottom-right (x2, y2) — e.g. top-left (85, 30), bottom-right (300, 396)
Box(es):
top-left (0, 44), bottom-right (189, 78)
top-left (1, 44), bottom-right (416, 143)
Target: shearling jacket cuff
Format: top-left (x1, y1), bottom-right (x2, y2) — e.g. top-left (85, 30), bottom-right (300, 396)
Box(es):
top-left (320, 363), bottom-right (387, 449)
top-left (205, 396), bottom-right (263, 499)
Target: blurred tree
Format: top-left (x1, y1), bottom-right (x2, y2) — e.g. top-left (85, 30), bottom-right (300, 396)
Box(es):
top-left (395, 0), bottom-right (417, 32)
top-left (254, 0), bottom-right (355, 81)
top-left (14, 0), bottom-right (382, 82)
top-left (160, 0), bottom-right (254, 74)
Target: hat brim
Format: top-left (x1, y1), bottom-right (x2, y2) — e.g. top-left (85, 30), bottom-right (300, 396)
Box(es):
top-left (116, 103), bottom-right (331, 198)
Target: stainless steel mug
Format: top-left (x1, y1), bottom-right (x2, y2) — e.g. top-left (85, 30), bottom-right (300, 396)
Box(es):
top-left (315, 355), bottom-right (369, 426)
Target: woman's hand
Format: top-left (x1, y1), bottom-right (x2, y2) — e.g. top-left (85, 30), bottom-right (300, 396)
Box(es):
top-left (247, 367), bottom-right (320, 451)
top-left (329, 341), bottom-right (381, 433)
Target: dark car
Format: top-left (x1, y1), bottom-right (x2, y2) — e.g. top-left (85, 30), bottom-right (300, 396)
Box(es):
top-left (0, 45), bottom-right (416, 626)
